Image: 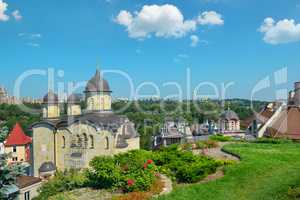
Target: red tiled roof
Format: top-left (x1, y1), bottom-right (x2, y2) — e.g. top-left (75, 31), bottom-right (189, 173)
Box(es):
top-left (4, 123), bottom-right (32, 146)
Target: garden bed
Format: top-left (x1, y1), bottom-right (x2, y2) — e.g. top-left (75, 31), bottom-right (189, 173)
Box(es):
top-left (34, 145), bottom-right (224, 200)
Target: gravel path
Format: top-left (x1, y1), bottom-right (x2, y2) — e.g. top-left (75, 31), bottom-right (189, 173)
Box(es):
top-left (193, 142), bottom-right (240, 161)
top-left (159, 174), bottom-right (173, 195)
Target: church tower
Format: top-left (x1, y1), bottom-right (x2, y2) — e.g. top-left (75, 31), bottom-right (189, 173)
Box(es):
top-left (42, 90), bottom-right (60, 119)
top-left (67, 94), bottom-right (82, 116)
top-left (84, 69), bottom-right (112, 112)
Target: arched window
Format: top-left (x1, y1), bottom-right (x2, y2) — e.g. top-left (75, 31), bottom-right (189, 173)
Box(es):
top-left (83, 133), bottom-right (88, 149)
top-left (77, 135), bottom-right (82, 147)
top-left (62, 136), bottom-right (66, 148)
top-left (90, 135), bottom-right (94, 149)
top-left (105, 136), bottom-right (109, 150)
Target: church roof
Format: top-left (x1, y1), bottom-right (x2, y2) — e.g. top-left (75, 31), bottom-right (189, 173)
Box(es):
top-left (67, 93), bottom-right (81, 104)
top-left (5, 123), bottom-right (32, 146)
top-left (43, 90), bottom-right (59, 104)
top-left (32, 112), bottom-right (138, 139)
top-left (85, 69), bottom-right (111, 92)
top-left (221, 110), bottom-right (240, 121)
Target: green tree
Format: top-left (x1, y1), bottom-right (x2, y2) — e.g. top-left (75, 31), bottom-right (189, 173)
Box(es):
top-left (0, 126), bottom-right (9, 143)
top-left (0, 154), bottom-right (26, 198)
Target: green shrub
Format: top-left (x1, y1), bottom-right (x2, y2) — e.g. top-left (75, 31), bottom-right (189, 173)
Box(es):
top-left (152, 145), bottom-right (219, 183)
top-left (209, 134), bottom-right (232, 142)
top-left (87, 156), bottom-right (122, 189)
top-left (33, 170), bottom-right (87, 200)
top-left (87, 151), bottom-right (158, 193)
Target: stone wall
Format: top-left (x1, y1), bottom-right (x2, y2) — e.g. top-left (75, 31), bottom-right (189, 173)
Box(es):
top-left (32, 125), bottom-right (55, 177)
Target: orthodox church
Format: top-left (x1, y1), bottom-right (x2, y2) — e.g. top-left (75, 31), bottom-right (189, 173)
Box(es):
top-left (32, 70), bottom-right (140, 178)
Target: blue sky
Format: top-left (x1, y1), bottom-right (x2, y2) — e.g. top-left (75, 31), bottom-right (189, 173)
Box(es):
top-left (0, 0), bottom-right (300, 100)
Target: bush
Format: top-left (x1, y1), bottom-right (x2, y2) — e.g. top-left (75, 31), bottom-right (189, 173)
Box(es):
top-left (209, 134), bottom-right (232, 142)
top-left (87, 156), bottom-right (122, 189)
top-left (88, 151), bottom-right (158, 193)
top-left (33, 170), bottom-right (87, 200)
top-left (152, 145), bottom-right (219, 183)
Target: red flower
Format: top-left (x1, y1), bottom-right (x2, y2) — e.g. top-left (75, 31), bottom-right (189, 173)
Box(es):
top-left (143, 163), bottom-right (148, 169)
top-left (127, 179), bottom-right (135, 186)
top-left (146, 159), bottom-right (153, 164)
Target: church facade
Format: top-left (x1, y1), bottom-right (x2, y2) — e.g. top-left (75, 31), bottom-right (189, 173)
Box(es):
top-left (32, 70), bottom-right (140, 178)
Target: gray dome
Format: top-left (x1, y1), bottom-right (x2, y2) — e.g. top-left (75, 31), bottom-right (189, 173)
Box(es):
top-left (39, 162), bottom-right (56, 173)
top-left (67, 94), bottom-right (81, 104)
top-left (85, 70), bottom-right (111, 92)
top-left (221, 110), bottom-right (239, 120)
top-left (43, 91), bottom-right (59, 104)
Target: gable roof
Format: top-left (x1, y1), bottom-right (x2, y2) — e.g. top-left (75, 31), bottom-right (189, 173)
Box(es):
top-left (4, 123), bottom-right (32, 146)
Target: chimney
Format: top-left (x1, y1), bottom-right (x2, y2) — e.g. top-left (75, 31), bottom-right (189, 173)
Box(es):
top-left (294, 82), bottom-right (300, 106)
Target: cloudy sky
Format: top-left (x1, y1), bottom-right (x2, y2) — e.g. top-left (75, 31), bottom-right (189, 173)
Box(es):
top-left (0, 0), bottom-right (300, 100)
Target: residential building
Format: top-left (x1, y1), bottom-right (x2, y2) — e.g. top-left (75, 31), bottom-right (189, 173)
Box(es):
top-left (4, 123), bottom-right (32, 164)
top-left (154, 117), bottom-right (192, 148)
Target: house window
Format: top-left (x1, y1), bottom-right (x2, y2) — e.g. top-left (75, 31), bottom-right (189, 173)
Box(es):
top-left (25, 191), bottom-right (30, 200)
top-left (13, 146), bottom-right (17, 153)
top-left (62, 136), bottom-right (66, 148)
top-left (90, 135), bottom-right (94, 149)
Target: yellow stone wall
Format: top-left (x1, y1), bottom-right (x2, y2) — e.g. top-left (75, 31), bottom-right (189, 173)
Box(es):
top-left (5, 145), bottom-right (27, 163)
top-left (87, 94), bottom-right (111, 111)
top-left (43, 105), bottom-right (60, 118)
top-left (67, 105), bottom-right (81, 116)
top-left (32, 125), bottom-right (55, 177)
top-left (33, 122), bottom-right (140, 174)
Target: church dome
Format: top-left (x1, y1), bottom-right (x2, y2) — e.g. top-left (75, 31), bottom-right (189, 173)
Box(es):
top-left (221, 110), bottom-right (239, 121)
top-left (39, 162), bottom-right (56, 173)
top-left (67, 94), bottom-right (81, 104)
top-left (85, 69), bottom-right (111, 93)
top-left (43, 90), bottom-right (59, 104)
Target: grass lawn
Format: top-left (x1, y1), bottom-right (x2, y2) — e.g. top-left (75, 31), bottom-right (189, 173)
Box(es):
top-left (157, 142), bottom-right (300, 200)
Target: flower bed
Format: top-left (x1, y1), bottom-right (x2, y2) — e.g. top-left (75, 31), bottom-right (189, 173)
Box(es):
top-left (34, 146), bottom-right (222, 200)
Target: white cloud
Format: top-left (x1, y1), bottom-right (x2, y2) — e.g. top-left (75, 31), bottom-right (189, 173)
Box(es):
top-left (115, 4), bottom-right (197, 39)
top-left (0, 0), bottom-right (9, 22)
top-left (12, 10), bottom-right (22, 20)
top-left (115, 10), bottom-right (132, 26)
top-left (198, 11), bottom-right (224, 25)
top-left (190, 35), bottom-right (199, 47)
top-left (259, 17), bottom-right (300, 44)
top-left (115, 5), bottom-right (224, 40)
